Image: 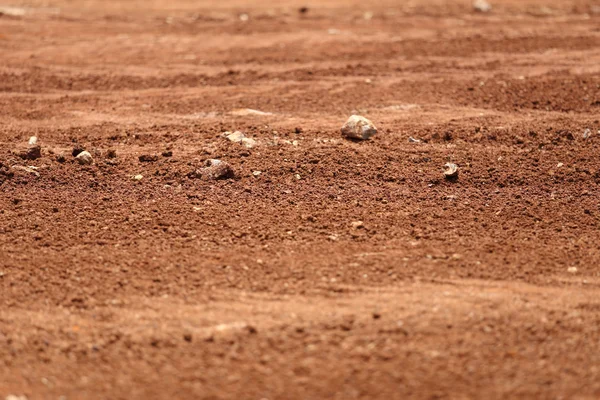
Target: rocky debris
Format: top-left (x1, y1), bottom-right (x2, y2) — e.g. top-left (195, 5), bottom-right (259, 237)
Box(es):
top-left (72, 145), bottom-right (85, 157)
top-left (351, 221), bottom-right (364, 229)
top-left (76, 151), bottom-right (93, 165)
top-left (189, 159), bottom-right (234, 180)
top-left (27, 145), bottom-right (41, 160)
top-left (21, 144), bottom-right (41, 160)
top-left (408, 136), bottom-right (421, 143)
top-left (0, 6), bottom-right (27, 16)
top-left (230, 108), bottom-right (272, 116)
top-left (473, 0), bottom-right (492, 12)
top-left (56, 153), bottom-right (66, 163)
top-left (106, 149), bottom-right (117, 158)
top-left (11, 165), bottom-right (40, 177)
top-left (14, 136), bottom-right (42, 160)
top-left (444, 163), bottom-right (459, 179)
top-left (241, 137), bottom-right (257, 149)
top-left (223, 131), bottom-right (245, 143)
top-left (139, 154), bottom-right (159, 162)
top-left (223, 131), bottom-right (258, 149)
top-left (5, 395), bottom-right (28, 400)
top-left (162, 150), bottom-right (173, 157)
top-left (341, 115), bottom-right (377, 140)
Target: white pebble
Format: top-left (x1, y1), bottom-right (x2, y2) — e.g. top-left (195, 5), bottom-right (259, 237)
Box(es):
top-left (76, 151), bottom-right (93, 165)
top-left (473, 0), bottom-right (492, 12)
top-left (5, 395), bottom-right (28, 400)
top-left (11, 165), bottom-right (40, 177)
top-left (223, 131), bottom-right (245, 143)
top-left (341, 115), bottom-right (377, 140)
top-left (241, 137), bottom-right (258, 149)
top-left (583, 128), bottom-right (591, 139)
top-left (444, 163), bottom-right (459, 179)
top-left (351, 221), bottom-right (364, 229)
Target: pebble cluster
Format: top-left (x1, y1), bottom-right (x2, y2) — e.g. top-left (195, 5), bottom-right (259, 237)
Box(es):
top-left (3, 115), bottom-right (469, 184)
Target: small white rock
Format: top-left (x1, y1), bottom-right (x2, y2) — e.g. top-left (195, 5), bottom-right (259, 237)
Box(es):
top-left (28, 136), bottom-right (38, 145)
top-left (252, 171), bottom-right (262, 176)
top-left (223, 131), bottom-right (258, 148)
top-left (11, 165), bottom-right (40, 177)
top-left (351, 221), bottom-right (364, 229)
top-left (341, 115), bottom-right (377, 140)
top-left (0, 6), bottom-right (27, 16)
top-left (5, 395), bottom-right (28, 400)
top-left (133, 174), bottom-right (143, 181)
top-left (567, 267), bottom-right (578, 274)
top-left (197, 159), bottom-right (234, 180)
top-left (473, 0), bottom-right (492, 12)
top-left (223, 131), bottom-right (245, 143)
top-left (583, 128), bottom-right (591, 139)
top-left (76, 151), bottom-right (93, 165)
top-left (241, 137), bottom-right (258, 149)
top-left (230, 108), bottom-right (272, 116)
top-left (444, 163), bottom-right (459, 179)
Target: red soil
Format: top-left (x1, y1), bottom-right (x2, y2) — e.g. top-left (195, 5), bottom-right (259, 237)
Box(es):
top-left (1, 0), bottom-right (600, 398)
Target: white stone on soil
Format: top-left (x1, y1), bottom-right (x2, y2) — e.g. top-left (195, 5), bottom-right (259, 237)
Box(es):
top-left (473, 0), bottom-right (492, 12)
top-left (223, 131), bottom-right (245, 143)
top-left (76, 151), bottom-right (93, 165)
top-left (241, 137), bottom-right (257, 149)
top-left (341, 115), bottom-right (377, 140)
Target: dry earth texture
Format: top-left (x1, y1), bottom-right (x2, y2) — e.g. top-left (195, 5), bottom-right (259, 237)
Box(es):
top-left (1, 0), bottom-right (600, 399)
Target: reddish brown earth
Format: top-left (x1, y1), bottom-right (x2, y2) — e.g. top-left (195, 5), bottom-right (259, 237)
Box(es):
top-left (1, 0), bottom-right (600, 398)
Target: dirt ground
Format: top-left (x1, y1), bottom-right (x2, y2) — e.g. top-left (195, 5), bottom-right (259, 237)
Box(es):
top-left (1, 0), bottom-right (600, 398)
